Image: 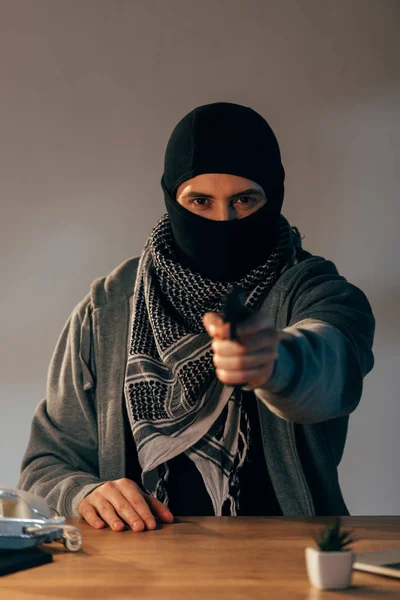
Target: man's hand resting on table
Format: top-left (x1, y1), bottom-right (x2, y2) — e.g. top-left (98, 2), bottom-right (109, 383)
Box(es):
top-left (77, 478), bottom-right (174, 532)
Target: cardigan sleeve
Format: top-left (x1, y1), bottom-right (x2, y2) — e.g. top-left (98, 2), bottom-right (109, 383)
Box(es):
top-left (17, 296), bottom-right (105, 515)
top-left (253, 267), bottom-right (375, 424)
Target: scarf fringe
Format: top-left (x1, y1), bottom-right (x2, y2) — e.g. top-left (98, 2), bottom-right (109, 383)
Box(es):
top-left (223, 392), bottom-right (251, 515)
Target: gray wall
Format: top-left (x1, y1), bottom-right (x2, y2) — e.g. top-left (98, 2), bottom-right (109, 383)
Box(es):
top-left (1, 0), bottom-right (399, 514)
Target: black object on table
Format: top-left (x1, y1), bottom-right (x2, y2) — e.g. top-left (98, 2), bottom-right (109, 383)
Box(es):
top-left (0, 546), bottom-right (53, 576)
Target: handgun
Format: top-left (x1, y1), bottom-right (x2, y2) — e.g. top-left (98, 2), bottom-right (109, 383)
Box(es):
top-left (221, 285), bottom-right (253, 392)
top-left (221, 285), bottom-right (252, 341)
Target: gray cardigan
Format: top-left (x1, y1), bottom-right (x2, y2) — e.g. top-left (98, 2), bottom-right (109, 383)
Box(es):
top-left (18, 252), bottom-right (375, 516)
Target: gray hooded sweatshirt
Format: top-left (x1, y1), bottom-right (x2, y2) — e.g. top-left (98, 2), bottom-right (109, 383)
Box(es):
top-left (18, 251), bottom-right (375, 517)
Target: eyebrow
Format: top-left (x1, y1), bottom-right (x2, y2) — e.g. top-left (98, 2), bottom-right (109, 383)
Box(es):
top-left (182, 188), bottom-right (265, 200)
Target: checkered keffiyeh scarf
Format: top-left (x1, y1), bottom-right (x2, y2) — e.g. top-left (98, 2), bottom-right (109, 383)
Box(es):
top-left (123, 214), bottom-right (298, 515)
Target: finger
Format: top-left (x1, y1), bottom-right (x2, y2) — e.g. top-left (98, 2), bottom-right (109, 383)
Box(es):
top-left (236, 312), bottom-right (275, 338)
top-left (145, 495), bottom-right (174, 523)
top-left (117, 481), bottom-right (157, 531)
top-left (216, 363), bottom-right (275, 387)
top-left (203, 312), bottom-right (230, 339)
top-left (212, 334), bottom-right (278, 356)
top-left (101, 484), bottom-right (147, 532)
top-left (91, 497), bottom-right (127, 531)
top-left (78, 502), bottom-right (105, 529)
top-left (237, 326), bottom-right (279, 346)
top-left (213, 349), bottom-right (278, 372)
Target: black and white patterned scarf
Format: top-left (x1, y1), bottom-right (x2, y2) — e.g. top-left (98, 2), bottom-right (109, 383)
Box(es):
top-left (124, 214), bottom-right (299, 515)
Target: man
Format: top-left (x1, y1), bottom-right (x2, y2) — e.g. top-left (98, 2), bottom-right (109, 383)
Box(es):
top-left (18, 102), bottom-right (375, 533)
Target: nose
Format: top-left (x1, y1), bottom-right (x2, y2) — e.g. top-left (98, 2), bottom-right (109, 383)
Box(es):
top-left (215, 204), bottom-right (237, 221)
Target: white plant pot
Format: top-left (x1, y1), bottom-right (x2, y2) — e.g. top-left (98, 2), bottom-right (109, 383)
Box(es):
top-left (305, 546), bottom-right (354, 590)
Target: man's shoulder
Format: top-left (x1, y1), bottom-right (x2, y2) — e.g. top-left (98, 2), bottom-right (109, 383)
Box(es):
top-left (277, 251), bottom-right (341, 291)
top-left (89, 256), bottom-right (140, 310)
top-left (82, 251), bottom-right (342, 311)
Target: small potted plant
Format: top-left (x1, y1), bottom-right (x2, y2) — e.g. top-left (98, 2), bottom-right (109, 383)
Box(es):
top-left (305, 517), bottom-right (356, 590)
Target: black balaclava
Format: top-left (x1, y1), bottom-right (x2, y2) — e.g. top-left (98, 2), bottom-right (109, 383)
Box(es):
top-left (161, 102), bottom-right (285, 282)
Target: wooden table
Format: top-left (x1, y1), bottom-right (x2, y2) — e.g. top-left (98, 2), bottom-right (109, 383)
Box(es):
top-left (1, 517), bottom-right (400, 599)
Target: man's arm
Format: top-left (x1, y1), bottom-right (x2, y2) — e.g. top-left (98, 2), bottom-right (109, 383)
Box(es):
top-left (254, 318), bottom-right (365, 423)
top-left (254, 270), bottom-right (375, 424)
top-left (17, 296), bottom-right (104, 515)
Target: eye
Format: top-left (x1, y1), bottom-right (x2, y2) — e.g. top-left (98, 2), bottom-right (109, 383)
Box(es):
top-left (234, 196), bottom-right (258, 207)
top-left (189, 197), bottom-right (210, 207)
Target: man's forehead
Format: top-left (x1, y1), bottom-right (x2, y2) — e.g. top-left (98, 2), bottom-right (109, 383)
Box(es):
top-left (177, 173), bottom-right (264, 196)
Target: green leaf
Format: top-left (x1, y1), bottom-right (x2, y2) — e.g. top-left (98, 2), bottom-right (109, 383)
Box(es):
top-left (311, 518), bottom-right (356, 552)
